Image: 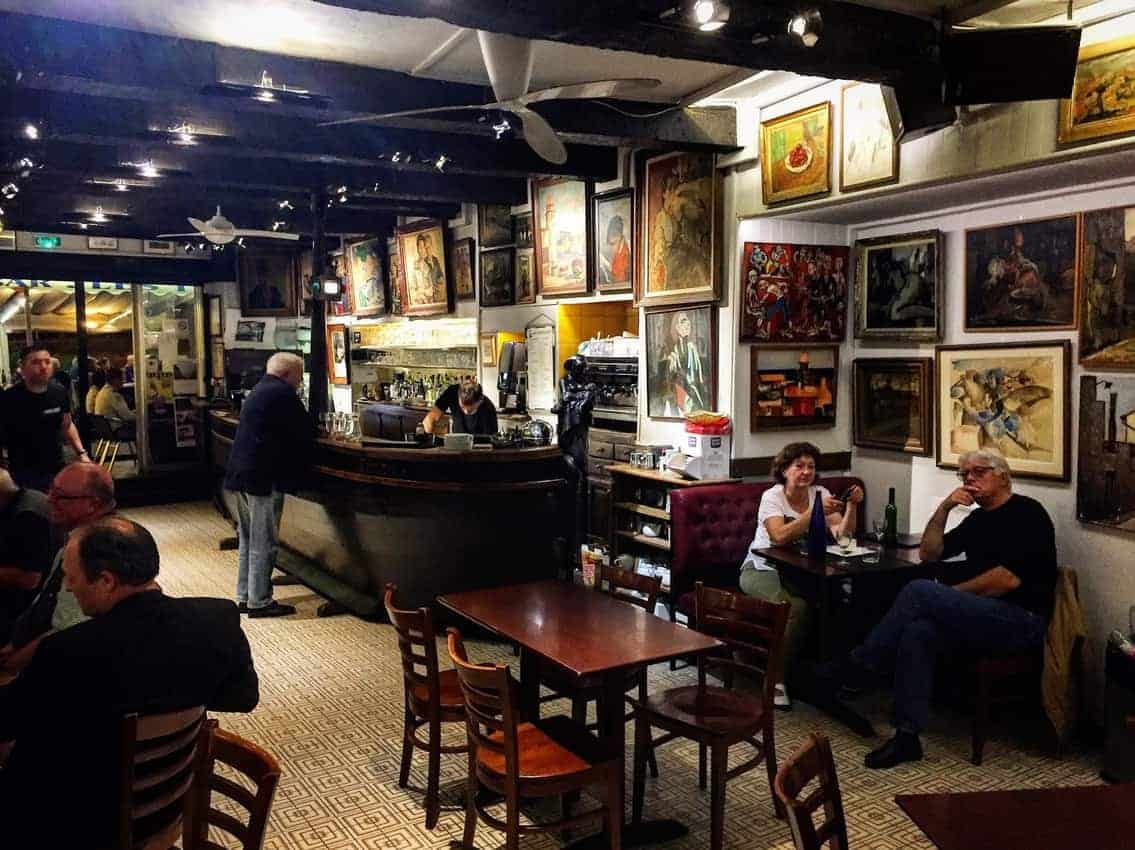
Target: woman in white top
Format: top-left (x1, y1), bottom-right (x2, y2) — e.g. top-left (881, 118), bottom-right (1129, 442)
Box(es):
top-left (741, 441), bottom-right (863, 708)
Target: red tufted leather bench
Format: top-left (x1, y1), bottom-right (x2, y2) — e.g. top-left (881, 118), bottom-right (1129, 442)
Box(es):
top-left (668, 476), bottom-right (866, 621)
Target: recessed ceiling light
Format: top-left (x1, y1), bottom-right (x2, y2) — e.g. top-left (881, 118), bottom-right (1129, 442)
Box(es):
top-left (138, 160), bottom-right (159, 178)
top-left (23, 123), bottom-right (39, 140)
top-left (114, 179), bottom-right (129, 192)
top-left (90, 206), bottom-right (108, 223)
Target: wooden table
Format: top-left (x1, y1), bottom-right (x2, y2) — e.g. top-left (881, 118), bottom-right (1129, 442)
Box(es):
top-left (439, 579), bottom-right (723, 848)
top-left (897, 785), bottom-right (1135, 850)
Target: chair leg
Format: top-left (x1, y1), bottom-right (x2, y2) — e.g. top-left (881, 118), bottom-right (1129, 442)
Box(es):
top-left (973, 671), bottom-right (990, 766)
top-left (572, 695), bottom-right (588, 726)
top-left (425, 718), bottom-right (441, 829)
top-left (458, 753), bottom-right (478, 850)
top-left (632, 716), bottom-right (649, 825)
top-left (606, 764), bottom-right (624, 850)
top-left (710, 743), bottom-right (727, 850)
top-left (698, 742), bottom-right (707, 790)
top-left (398, 700), bottom-right (414, 788)
top-left (764, 727), bottom-right (784, 820)
top-left (506, 789), bottom-right (521, 850)
top-left (108, 441), bottom-right (120, 474)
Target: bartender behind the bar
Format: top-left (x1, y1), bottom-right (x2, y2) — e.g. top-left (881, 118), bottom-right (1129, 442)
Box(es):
top-left (422, 379), bottom-right (498, 436)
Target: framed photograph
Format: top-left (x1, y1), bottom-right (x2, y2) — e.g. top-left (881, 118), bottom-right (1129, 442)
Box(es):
top-left (853, 358), bottom-right (933, 455)
top-left (515, 248), bottom-right (536, 305)
top-left (206, 295), bottom-right (223, 338)
top-left (449, 236), bottom-right (476, 301)
top-left (644, 304), bottom-right (717, 419)
top-left (346, 238), bottom-right (386, 317)
top-left (386, 236), bottom-right (404, 316)
top-left (854, 230), bottom-right (943, 341)
top-left (1059, 35), bottom-right (1135, 145)
top-left (479, 204), bottom-right (513, 248)
top-left (480, 332), bottom-right (498, 367)
top-left (739, 242), bottom-right (849, 343)
top-left (840, 82), bottom-right (899, 192)
top-left (750, 346), bottom-right (838, 431)
top-left (1077, 374), bottom-right (1135, 534)
top-left (964, 215), bottom-right (1079, 331)
top-left (1080, 205), bottom-right (1135, 369)
top-left (593, 188), bottom-right (633, 292)
top-left (238, 250), bottom-right (297, 317)
top-left (533, 177), bottom-right (590, 297)
top-left (760, 101), bottom-right (832, 206)
top-left (396, 220), bottom-right (451, 317)
top-left (210, 338), bottom-right (225, 384)
top-left (936, 341), bottom-right (1071, 482)
top-left (513, 212), bottom-right (533, 249)
top-left (326, 323), bottom-right (350, 386)
top-left (639, 151), bottom-right (719, 307)
top-left (480, 246), bottom-right (515, 308)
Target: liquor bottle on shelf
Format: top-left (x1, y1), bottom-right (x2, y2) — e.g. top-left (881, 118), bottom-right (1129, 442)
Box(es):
top-left (883, 487), bottom-right (898, 546)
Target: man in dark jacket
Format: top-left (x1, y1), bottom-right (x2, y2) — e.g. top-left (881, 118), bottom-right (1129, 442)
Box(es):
top-left (0, 516), bottom-right (259, 848)
top-left (223, 352), bottom-right (313, 617)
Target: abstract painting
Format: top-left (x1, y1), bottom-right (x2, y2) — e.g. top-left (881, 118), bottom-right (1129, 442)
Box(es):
top-left (1059, 35), bottom-right (1135, 145)
top-left (1080, 205), bottom-right (1135, 369)
top-left (326, 322), bottom-right (350, 386)
top-left (640, 151), bottom-right (717, 306)
top-left (532, 177), bottom-right (590, 297)
top-left (936, 341), bottom-right (1071, 481)
top-left (1077, 374), bottom-right (1135, 534)
top-left (750, 346), bottom-right (838, 431)
top-left (760, 101), bottom-right (832, 206)
top-left (480, 247), bottom-right (514, 308)
top-left (964, 216), bottom-right (1079, 330)
top-left (644, 304), bottom-right (716, 419)
top-left (739, 242), bottom-right (849, 343)
top-left (238, 250), bottom-right (297, 317)
top-left (840, 82), bottom-right (899, 192)
top-left (347, 238), bottom-right (386, 317)
top-left (449, 237), bottom-right (475, 301)
top-left (515, 248), bottom-right (535, 305)
top-left (396, 220), bottom-right (450, 317)
top-left (386, 236), bottom-right (404, 316)
top-left (593, 188), bottom-right (633, 292)
top-left (853, 358), bottom-right (932, 455)
top-left (854, 230), bottom-right (942, 341)
top-left (479, 204), bottom-right (513, 248)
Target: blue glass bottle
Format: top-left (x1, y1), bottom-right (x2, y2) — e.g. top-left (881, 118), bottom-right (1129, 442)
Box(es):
top-left (807, 490), bottom-right (828, 559)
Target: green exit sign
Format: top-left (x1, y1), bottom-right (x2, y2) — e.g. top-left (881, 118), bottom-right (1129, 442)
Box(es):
top-left (34, 235), bottom-right (61, 249)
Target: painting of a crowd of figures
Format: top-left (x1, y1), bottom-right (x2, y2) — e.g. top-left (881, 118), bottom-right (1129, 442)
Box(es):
top-left (751, 347), bottom-right (838, 431)
top-left (1059, 35), bottom-right (1135, 144)
top-left (1080, 205), bottom-right (1135, 369)
top-left (936, 341), bottom-right (1071, 482)
top-left (854, 230), bottom-right (942, 341)
top-left (853, 358), bottom-right (933, 455)
top-left (964, 216), bottom-right (1079, 331)
top-left (1078, 374), bottom-right (1135, 534)
top-left (740, 242), bottom-right (849, 343)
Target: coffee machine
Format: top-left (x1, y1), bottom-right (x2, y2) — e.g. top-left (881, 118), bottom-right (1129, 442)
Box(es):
top-left (497, 341), bottom-right (528, 413)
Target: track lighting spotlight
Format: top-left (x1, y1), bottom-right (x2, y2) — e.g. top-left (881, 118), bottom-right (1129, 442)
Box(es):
top-left (693, 1), bottom-right (730, 31)
top-left (788, 10), bottom-right (822, 47)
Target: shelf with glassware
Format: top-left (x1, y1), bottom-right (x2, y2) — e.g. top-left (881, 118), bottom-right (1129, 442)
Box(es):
top-left (348, 345), bottom-right (478, 407)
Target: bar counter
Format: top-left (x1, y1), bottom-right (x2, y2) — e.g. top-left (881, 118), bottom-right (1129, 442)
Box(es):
top-left (209, 410), bottom-right (566, 614)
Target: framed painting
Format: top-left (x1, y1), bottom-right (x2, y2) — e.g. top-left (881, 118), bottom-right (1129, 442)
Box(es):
top-left (449, 236), bottom-right (476, 301)
top-left (532, 177), bottom-right (590, 297)
top-left (238, 250), bottom-right (297, 317)
top-left (1059, 35), bottom-right (1135, 145)
top-left (854, 230), bottom-right (943, 341)
top-left (386, 236), bottom-right (404, 316)
top-left (513, 212), bottom-right (533, 249)
top-left (739, 242), bottom-right (849, 343)
top-left (480, 332), bottom-right (498, 367)
top-left (326, 322), bottom-right (350, 386)
top-left (206, 294), bottom-right (223, 337)
top-left (853, 358), bottom-right (933, 454)
top-left (347, 238), bottom-right (386, 317)
top-left (515, 248), bottom-right (536, 305)
top-left (840, 82), bottom-right (899, 192)
top-left (396, 220), bottom-right (451, 317)
top-left (593, 188), bottom-right (633, 292)
top-left (479, 204), bottom-right (514, 248)
top-left (1077, 374), bottom-right (1135, 534)
top-left (1080, 205), bottom-right (1135, 369)
top-left (326, 250), bottom-right (352, 316)
top-left (936, 341), bottom-right (1071, 482)
top-left (964, 215), bottom-right (1079, 331)
top-left (750, 346), bottom-right (838, 431)
top-left (638, 151), bottom-right (719, 307)
top-left (644, 304), bottom-right (717, 419)
top-left (480, 246), bottom-right (515, 308)
top-left (760, 101), bottom-right (832, 206)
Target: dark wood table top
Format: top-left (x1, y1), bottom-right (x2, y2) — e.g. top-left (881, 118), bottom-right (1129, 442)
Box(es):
top-left (754, 544), bottom-right (923, 578)
top-left (897, 785), bottom-right (1135, 850)
top-left (438, 580), bottom-right (722, 677)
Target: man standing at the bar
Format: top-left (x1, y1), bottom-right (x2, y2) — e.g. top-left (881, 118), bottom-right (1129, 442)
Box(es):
top-left (224, 352), bottom-right (313, 618)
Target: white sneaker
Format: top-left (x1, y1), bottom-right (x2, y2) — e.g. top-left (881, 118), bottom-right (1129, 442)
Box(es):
top-left (774, 684), bottom-right (792, 711)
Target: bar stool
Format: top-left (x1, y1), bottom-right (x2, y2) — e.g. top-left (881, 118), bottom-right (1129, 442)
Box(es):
top-left (384, 583), bottom-right (467, 830)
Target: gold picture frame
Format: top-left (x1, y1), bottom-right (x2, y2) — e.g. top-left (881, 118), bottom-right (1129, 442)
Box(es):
top-left (1059, 34), bottom-right (1135, 145)
top-left (760, 101), bottom-right (832, 206)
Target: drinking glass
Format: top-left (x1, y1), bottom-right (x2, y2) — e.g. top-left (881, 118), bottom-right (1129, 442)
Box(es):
top-left (872, 516), bottom-right (886, 543)
top-left (836, 531), bottom-right (854, 566)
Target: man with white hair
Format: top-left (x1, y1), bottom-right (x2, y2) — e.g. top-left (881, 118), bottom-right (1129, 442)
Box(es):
top-left (819, 448), bottom-right (1057, 769)
top-left (223, 352), bottom-right (312, 618)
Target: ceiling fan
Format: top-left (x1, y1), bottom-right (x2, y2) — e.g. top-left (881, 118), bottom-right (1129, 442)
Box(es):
top-left (157, 206), bottom-right (300, 244)
top-left (321, 31), bottom-right (664, 164)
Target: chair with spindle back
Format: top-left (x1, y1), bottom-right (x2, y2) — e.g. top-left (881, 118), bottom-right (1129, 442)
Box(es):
top-left (631, 582), bottom-right (790, 850)
top-left (384, 583), bottom-right (467, 829)
top-left (117, 705), bottom-right (206, 850)
top-left (182, 719), bottom-right (281, 850)
top-left (446, 627), bottom-right (623, 850)
top-left (774, 733), bottom-right (850, 850)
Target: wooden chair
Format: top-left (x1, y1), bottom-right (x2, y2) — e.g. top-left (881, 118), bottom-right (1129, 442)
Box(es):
top-left (539, 564), bottom-right (662, 777)
top-left (774, 733), bottom-right (850, 850)
top-left (631, 582), bottom-right (790, 850)
top-left (183, 719), bottom-right (281, 850)
top-left (117, 705), bottom-right (207, 850)
top-left (446, 627), bottom-right (623, 850)
top-left (384, 583), bottom-right (467, 829)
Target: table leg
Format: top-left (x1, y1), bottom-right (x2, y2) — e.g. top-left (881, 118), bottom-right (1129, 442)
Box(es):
top-left (518, 648), bottom-right (540, 722)
top-left (819, 576), bottom-right (834, 661)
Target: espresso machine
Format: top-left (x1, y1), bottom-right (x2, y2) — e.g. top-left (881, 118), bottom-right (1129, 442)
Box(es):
top-left (497, 341), bottom-right (528, 413)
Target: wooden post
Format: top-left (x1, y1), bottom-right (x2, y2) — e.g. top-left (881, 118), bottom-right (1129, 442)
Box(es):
top-left (308, 189), bottom-right (329, 427)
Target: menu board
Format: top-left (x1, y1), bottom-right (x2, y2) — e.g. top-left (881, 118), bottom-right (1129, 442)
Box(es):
top-left (526, 325), bottom-right (556, 412)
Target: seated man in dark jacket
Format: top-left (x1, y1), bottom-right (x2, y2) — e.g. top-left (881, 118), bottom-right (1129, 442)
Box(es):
top-left (223, 352), bottom-right (313, 618)
top-left (0, 516), bottom-right (259, 848)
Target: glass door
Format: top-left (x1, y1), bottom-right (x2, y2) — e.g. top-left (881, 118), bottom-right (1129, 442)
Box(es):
top-left (84, 282), bottom-right (137, 478)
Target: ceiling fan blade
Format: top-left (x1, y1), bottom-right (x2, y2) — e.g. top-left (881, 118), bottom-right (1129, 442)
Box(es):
top-left (233, 229), bottom-right (301, 241)
top-left (319, 104), bottom-right (494, 128)
top-left (477, 30), bottom-right (534, 103)
top-left (510, 107), bottom-right (568, 165)
top-left (521, 78), bottom-right (664, 105)
top-left (188, 218), bottom-right (208, 232)
top-left (154, 233), bottom-right (199, 239)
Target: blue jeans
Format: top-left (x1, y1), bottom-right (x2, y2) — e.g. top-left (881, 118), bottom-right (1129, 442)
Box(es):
top-left (852, 579), bottom-right (1045, 735)
top-left (235, 490), bottom-right (285, 610)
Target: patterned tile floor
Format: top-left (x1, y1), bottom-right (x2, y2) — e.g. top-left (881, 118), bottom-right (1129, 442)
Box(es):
top-left (127, 501), bottom-right (1104, 850)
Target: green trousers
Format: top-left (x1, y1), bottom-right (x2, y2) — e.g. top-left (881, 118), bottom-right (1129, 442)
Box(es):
top-left (739, 566), bottom-right (811, 684)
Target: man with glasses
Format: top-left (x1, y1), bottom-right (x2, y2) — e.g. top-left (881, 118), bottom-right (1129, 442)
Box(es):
top-left (818, 448), bottom-right (1056, 769)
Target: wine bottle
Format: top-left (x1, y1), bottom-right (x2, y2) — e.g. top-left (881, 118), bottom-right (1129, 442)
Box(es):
top-left (883, 487), bottom-right (898, 546)
top-left (807, 491), bottom-right (828, 559)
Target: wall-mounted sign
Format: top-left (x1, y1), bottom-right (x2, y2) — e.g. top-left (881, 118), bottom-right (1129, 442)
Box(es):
top-left (33, 235), bottom-right (61, 249)
top-left (144, 239), bottom-right (175, 255)
top-left (88, 236), bottom-right (118, 250)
